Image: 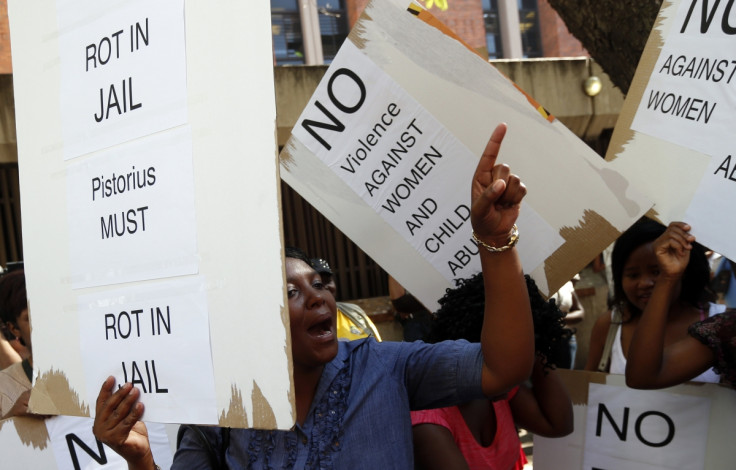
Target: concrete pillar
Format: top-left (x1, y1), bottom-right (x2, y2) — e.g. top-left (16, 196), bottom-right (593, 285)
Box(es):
top-left (497, 0), bottom-right (523, 58)
top-left (299, 0), bottom-right (324, 65)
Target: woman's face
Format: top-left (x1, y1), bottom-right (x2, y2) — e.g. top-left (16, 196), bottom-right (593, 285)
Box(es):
top-left (621, 242), bottom-right (661, 311)
top-left (286, 258), bottom-right (338, 371)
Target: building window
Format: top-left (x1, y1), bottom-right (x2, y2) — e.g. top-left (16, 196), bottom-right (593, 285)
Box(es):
top-left (518, 0), bottom-right (542, 58)
top-left (481, 0), bottom-right (503, 59)
top-left (272, 0), bottom-right (305, 65)
top-left (271, 0), bottom-right (348, 65)
top-left (318, 0), bottom-right (349, 63)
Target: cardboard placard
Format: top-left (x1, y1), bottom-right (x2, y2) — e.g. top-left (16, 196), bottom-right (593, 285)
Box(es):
top-left (534, 370), bottom-right (736, 470)
top-left (607, 0), bottom-right (736, 259)
top-left (281, 0), bottom-right (652, 310)
top-left (0, 416), bottom-right (177, 470)
top-left (9, 0), bottom-right (293, 428)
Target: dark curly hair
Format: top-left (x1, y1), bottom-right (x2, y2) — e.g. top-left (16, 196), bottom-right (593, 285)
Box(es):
top-left (428, 273), bottom-right (571, 370)
top-left (611, 217), bottom-right (713, 320)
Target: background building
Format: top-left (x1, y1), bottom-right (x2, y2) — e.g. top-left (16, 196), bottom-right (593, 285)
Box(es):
top-left (271, 0), bottom-right (587, 65)
top-left (269, 0), bottom-right (605, 304)
top-left (0, 1), bottom-right (618, 346)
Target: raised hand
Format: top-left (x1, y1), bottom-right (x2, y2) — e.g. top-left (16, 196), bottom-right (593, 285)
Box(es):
top-left (92, 377), bottom-right (155, 469)
top-left (653, 222), bottom-right (695, 280)
top-left (470, 123), bottom-right (526, 247)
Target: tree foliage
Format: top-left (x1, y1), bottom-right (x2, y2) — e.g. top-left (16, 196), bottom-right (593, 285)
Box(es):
top-left (547, 0), bottom-right (664, 94)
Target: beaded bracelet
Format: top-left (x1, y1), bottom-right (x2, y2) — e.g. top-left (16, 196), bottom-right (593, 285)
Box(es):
top-left (472, 224), bottom-right (519, 253)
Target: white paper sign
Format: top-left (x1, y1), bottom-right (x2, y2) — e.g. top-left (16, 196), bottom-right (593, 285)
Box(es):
top-left (684, 153), bottom-right (736, 258)
top-left (291, 40), bottom-right (563, 282)
top-left (607, 0), bottom-right (736, 261)
top-left (11, 0), bottom-right (291, 428)
top-left (583, 383), bottom-right (710, 470)
top-left (57, 0), bottom-right (188, 160)
top-left (78, 278), bottom-right (217, 424)
top-left (46, 416), bottom-right (172, 470)
top-left (67, 126), bottom-right (198, 289)
top-left (631, 0), bottom-right (736, 159)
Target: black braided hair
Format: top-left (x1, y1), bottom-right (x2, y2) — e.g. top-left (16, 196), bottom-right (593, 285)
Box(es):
top-left (428, 273), bottom-right (571, 370)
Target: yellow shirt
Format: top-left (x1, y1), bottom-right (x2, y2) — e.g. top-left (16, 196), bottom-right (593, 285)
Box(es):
top-left (336, 303), bottom-right (382, 342)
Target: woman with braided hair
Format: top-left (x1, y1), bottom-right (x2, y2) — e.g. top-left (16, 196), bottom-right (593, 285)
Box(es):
top-left (412, 274), bottom-right (574, 470)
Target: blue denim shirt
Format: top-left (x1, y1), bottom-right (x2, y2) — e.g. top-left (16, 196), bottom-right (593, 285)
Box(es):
top-left (173, 338), bottom-right (484, 469)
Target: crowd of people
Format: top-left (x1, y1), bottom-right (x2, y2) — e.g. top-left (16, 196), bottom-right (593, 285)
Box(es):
top-left (1, 122), bottom-right (734, 469)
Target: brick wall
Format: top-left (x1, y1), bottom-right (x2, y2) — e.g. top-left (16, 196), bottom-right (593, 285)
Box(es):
top-left (427, 0), bottom-right (486, 54)
top-left (348, 0), bottom-right (586, 59)
top-left (0, 0), bottom-right (11, 73)
top-left (537, 0), bottom-right (587, 57)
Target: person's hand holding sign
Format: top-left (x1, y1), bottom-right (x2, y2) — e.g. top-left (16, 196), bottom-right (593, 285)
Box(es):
top-left (93, 377), bottom-right (154, 470)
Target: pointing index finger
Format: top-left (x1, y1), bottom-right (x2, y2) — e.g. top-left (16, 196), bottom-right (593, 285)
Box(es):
top-left (478, 123), bottom-right (507, 177)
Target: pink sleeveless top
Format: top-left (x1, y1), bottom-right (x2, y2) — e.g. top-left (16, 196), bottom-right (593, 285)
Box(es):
top-left (411, 387), bottom-right (526, 470)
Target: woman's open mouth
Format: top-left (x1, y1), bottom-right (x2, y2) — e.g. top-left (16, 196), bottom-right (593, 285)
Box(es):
top-left (308, 317), bottom-right (334, 340)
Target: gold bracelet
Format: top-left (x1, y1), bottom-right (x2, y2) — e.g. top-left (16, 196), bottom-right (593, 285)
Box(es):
top-left (472, 225), bottom-right (519, 253)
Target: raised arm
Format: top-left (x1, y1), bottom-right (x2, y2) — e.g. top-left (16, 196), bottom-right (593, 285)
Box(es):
top-left (412, 423), bottom-right (471, 470)
top-left (471, 123), bottom-right (534, 397)
top-left (625, 222), bottom-right (715, 389)
top-left (509, 356), bottom-right (573, 437)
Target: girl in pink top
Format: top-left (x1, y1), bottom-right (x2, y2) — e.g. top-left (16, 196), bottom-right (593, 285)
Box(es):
top-left (412, 275), bottom-right (574, 470)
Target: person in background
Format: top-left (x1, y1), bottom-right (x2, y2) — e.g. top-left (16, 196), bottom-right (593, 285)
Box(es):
top-left (0, 268), bottom-right (34, 419)
top-left (92, 122), bottom-right (536, 469)
top-left (311, 258), bottom-right (382, 341)
top-left (0, 322), bottom-right (24, 371)
top-left (626, 222), bottom-right (736, 389)
top-left (0, 327), bottom-right (24, 370)
top-left (388, 275), bottom-right (433, 341)
top-left (412, 274), bottom-right (573, 470)
top-left (585, 217), bottom-right (722, 384)
top-left (0, 263), bottom-right (29, 370)
top-left (711, 256), bottom-right (736, 308)
top-left (549, 275), bottom-right (584, 369)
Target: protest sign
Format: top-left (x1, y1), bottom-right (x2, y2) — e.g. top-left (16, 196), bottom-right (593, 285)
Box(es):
top-left (56, 0), bottom-right (188, 160)
top-left (533, 370), bottom-right (736, 470)
top-left (9, 0), bottom-right (292, 429)
top-left (78, 278), bottom-right (216, 423)
top-left (0, 416), bottom-right (176, 470)
top-left (607, 0), bottom-right (736, 260)
top-left (583, 383), bottom-right (710, 470)
top-left (281, 0), bottom-right (652, 310)
top-left (66, 126), bottom-right (198, 288)
top-left (46, 416), bottom-right (173, 470)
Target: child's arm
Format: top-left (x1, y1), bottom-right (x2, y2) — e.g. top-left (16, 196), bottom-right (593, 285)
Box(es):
top-left (510, 356), bottom-right (573, 437)
top-left (626, 222), bottom-right (715, 389)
